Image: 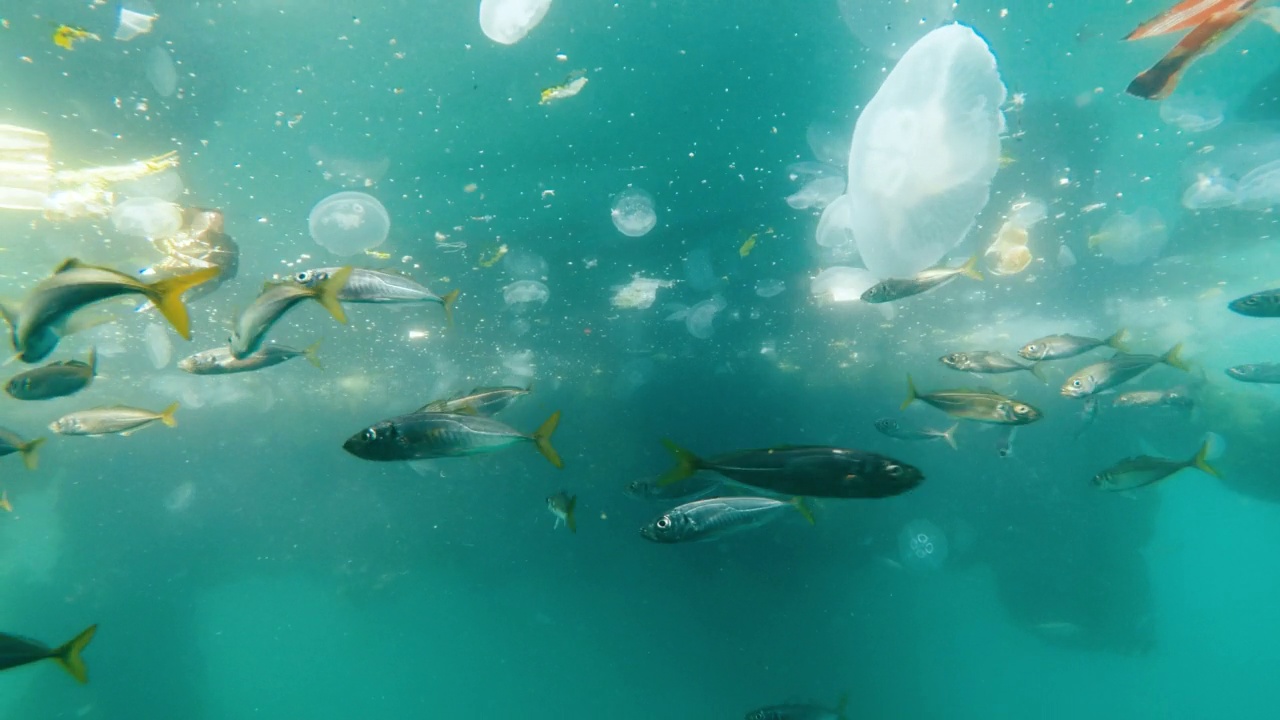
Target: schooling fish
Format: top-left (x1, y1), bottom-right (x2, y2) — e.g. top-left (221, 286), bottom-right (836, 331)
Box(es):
top-left (658, 441), bottom-right (922, 499)
top-left (1061, 344), bottom-right (1188, 398)
top-left (1226, 363), bottom-right (1280, 383)
top-left (178, 341), bottom-right (322, 375)
top-left (860, 255), bottom-right (982, 304)
top-left (1228, 288), bottom-right (1280, 317)
top-left (625, 473), bottom-right (725, 502)
top-left (640, 496), bottom-right (814, 544)
top-left (417, 385), bottom-right (530, 416)
top-left (1112, 387), bottom-right (1194, 409)
top-left (50, 402), bottom-right (179, 437)
top-left (939, 351), bottom-right (1047, 382)
top-left (5, 348), bottom-right (96, 400)
top-left (0, 259), bottom-right (219, 363)
top-left (343, 410), bottom-right (563, 468)
top-left (902, 375), bottom-right (1042, 425)
top-left (746, 695), bottom-right (849, 720)
top-left (1018, 329), bottom-right (1128, 361)
top-left (546, 491), bottom-right (577, 533)
top-left (873, 418), bottom-right (959, 450)
top-left (230, 267), bottom-right (351, 359)
top-left (0, 427), bottom-right (44, 470)
top-left (1093, 439), bottom-right (1220, 491)
top-left (0, 624), bottom-right (96, 684)
top-left (289, 267), bottom-right (458, 325)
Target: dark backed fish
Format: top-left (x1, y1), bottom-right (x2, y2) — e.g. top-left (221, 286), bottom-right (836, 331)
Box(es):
top-left (861, 256), bottom-right (982, 304)
top-left (1018, 329), bottom-right (1128, 361)
top-left (0, 624), bottom-right (97, 684)
top-left (1229, 288), bottom-right (1280, 317)
top-left (5, 347), bottom-right (96, 400)
top-left (230, 267), bottom-right (351, 359)
top-left (179, 341), bottom-right (321, 375)
top-left (418, 385), bottom-right (530, 416)
top-left (902, 376), bottom-right (1042, 425)
top-left (343, 410), bottom-right (563, 468)
top-left (1093, 439), bottom-right (1220, 491)
top-left (0, 427), bottom-right (45, 470)
top-left (746, 695), bottom-right (849, 720)
top-left (640, 496), bottom-right (814, 544)
top-left (546, 491), bottom-right (577, 533)
top-left (289, 267), bottom-right (458, 325)
top-left (1226, 363), bottom-right (1280, 383)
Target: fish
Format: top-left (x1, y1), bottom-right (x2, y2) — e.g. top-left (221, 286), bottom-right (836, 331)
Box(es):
top-left (860, 255), bottom-right (982, 304)
top-left (658, 441), bottom-right (922, 499)
top-left (873, 418), bottom-right (959, 450)
top-left (230, 267), bottom-right (351, 359)
top-left (547, 491), bottom-right (577, 533)
top-left (1061, 344), bottom-right (1188, 398)
top-left (746, 695), bottom-right (849, 720)
top-left (0, 427), bottom-right (45, 470)
top-left (417, 385), bottom-right (531, 416)
top-left (939, 351), bottom-right (1047, 382)
top-left (287, 267), bottom-right (458, 325)
top-left (1126, 0), bottom-right (1256, 40)
top-left (1093, 439), bottom-right (1220, 491)
top-left (1112, 387), bottom-right (1194, 409)
top-left (1018, 329), bottom-right (1128, 361)
top-left (50, 402), bottom-right (179, 437)
top-left (1073, 396), bottom-right (1100, 440)
top-left (625, 473), bottom-right (725, 501)
top-left (0, 259), bottom-right (220, 363)
top-left (5, 348), bottom-right (96, 400)
top-left (343, 410), bottom-right (563, 468)
top-left (539, 74), bottom-right (588, 105)
top-left (995, 426), bottom-right (1018, 458)
top-left (1125, 1), bottom-right (1261, 100)
top-left (1226, 363), bottom-right (1280, 383)
top-left (1227, 288), bottom-right (1280, 317)
top-left (178, 341), bottom-right (322, 375)
top-left (0, 625), bottom-right (96, 684)
top-left (0, 490), bottom-right (10, 512)
top-left (902, 376), bottom-right (1042, 425)
top-left (640, 496), bottom-right (814, 544)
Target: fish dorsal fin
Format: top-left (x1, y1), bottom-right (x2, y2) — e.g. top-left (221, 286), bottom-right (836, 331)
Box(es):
top-left (54, 258), bottom-right (88, 274)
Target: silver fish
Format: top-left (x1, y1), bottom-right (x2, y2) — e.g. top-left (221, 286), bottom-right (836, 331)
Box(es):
top-left (5, 348), bottom-right (96, 400)
top-left (1061, 344), bottom-right (1187, 398)
top-left (903, 376), bottom-right (1042, 425)
top-left (625, 473), bottom-right (724, 501)
top-left (1112, 387), bottom-right (1194, 409)
top-left (289, 267), bottom-right (458, 324)
top-left (417, 385), bottom-right (530, 416)
top-left (1093, 440), bottom-right (1219, 491)
top-left (546, 491), bottom-right (577, 533)
top-left (230, 267), bottom-right (351, 359)
top-left (873, 418), bottom-right (959, 449)
top-left (1226, 363), bottom-right (1280, 384)
top-left (343, 410), bottom-right (563, 468)
top-left (939, 351), bottom-right (1047, 382)
top-left (1228, 289), bottom-right (1280, 317)
top-left (746, 695), bottom-right (848, 720)
top-left (995, 426), bottom-right (1018, 458)
top-left (1019, 329), bottom-right (1128, 361)
top-left (861, 256), bottom-right (982, 304)
top-left (50, 403), bottom-right (179, 437)
top-left (178, 341), bottom-right (322, 375)
top-left (640, 496), bottom-right (814, 544)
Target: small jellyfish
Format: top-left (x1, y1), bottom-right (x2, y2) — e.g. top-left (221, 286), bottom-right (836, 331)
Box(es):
top-left (838, 0), bottom-right (953, 59)
top-left (307, 191), bottom-right (390, 256)
top-left (815, 194), bottom-right (856, 250)
top-left (810, 266), bottom-right (877, 303)
top-left (685, 296), bottom-right (727, 340)
top-left (683, 248), bottom-right (719, 292)
top-left (146, 47), bottom-right (177, 97)
top-left (164, 481), bottom-right (195, 513)
top-left (984, 197), bottom-right (1046, 276)
top-left (503, 280), bottom-right (550, 310)
top-left (1088, 208), bottom-right (1167, 265)
top-left (114, 1), bottom-right (157, 42)
top-left (806, 121), bottom-right (852, 169)
top-left (755, 279), bottom-right (785, 298)
top-left (1182, 172), bottom-right (1239, 210)
top-left (478, 0), bottom-right (552, 45)
top-left (1158, 92), bottom-right (1225, 133)
top-left (143, 323), bottom-right (172, 369)
top-left (786, 175), bottom-right (845, 210)
top-left (110, 197), bottom-right (182, 239)
top-left (611, 188), bottom-right (657, 237)
top-left (897, 518), bottom-right (949, 571)
top-left (503, 248), bottom-right (548, 279)
top-left (1236, 159), bottom-right (1280, 210)
top-left (1057, 245), bottom-right (1077, 268)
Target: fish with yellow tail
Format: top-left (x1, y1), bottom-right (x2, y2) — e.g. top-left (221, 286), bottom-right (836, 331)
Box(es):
top-left (5, 347), bottom-right (97, 400)
top-left (902, 375), bottom-right (1042, 425)
top-left (230, 267), bottom-right (352, 359)
top-left (860, 255), bottom-right (983, 304)
top-left (1061, 344), bottom-right (1188, 399)
top-left (658, 442), bottom-right (921, 499)
top-left (343, 410), bottom-right (563, 468)
top-left (939, 351), bottom-right (1048, 382)
top-left (0, 427), bottom-right (45, 470)
top-left (285, 267), bottom-right (459, 326)
top-left (0, 624), bottom-right (97, 684)
top-left (1093, 438), bottom-right (1221, 491)
top-left (0, 490), bottom-right (11, 513)
top-left (640, 496), bottom-right (815, 544)
top-left (547, 491), bottom-right (577, 533)
top-left (418, 385), bottom-right (531, 416)
top-left (179, 341), bottom-right (323, 375)
top-left (0, 259), bottom-right (220, 363)
top-left (1019, 330), bottom-right (1128, 361)
top-left (50, 402), bottom-right (179, 437)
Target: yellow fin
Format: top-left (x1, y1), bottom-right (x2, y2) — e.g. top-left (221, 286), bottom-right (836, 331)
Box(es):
top-left (1191, 440), bottom-right (1221, 478)
top-left (158, 402), bottom-right (180, 428)
top-left (303, 339), bottom-right (323, 370)
top-left (51, 624), bottom-right (97, 684)
top-left (959, 254), bottom-right (984, 282)
top-left (0, 490), bottom-right (11, 513)
top-left (147, 267), bottom-right (222, 340)
top-left (1106, 329), bottom-right (1130, 353)
top-left (19, 436), bottom-right (45, 471)
top-left (531, 411), bottom-right (563, 469)
top-left (313, 266), bottom-right (352, 324)
top-left (657, 439), bottom-right (701, 487)
top-left (1162, 342), bottom-right (1189, 371)
top-left (901, 375), bottom-right (919, 411)
top-left (790, 497), bottom-right (816, 526)
top-left (440, 288), bottom-right (460, 328)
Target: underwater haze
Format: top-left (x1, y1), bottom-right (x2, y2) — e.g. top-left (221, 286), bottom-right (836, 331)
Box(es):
top-left (3, 0), bottom-right (1280, 718)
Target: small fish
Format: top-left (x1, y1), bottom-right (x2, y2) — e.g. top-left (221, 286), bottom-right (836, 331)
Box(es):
top-left (860, 255), bottom-right (982, 304)
top-left (1061, 344), bottom-right (1188, 398)
top-left (1228, 288), bottom-right (1280, 317)
top-left (640, 496), bottom-right (814, 544)
top-left (939, 351), bottom-right (1047, 382)
top-left (231, 267), bottom-right (351, 359)
top-left (0, 428), bottom-right (44, 470)
top-left (539, 74), bottom-right (588, 105)
top-left (52, 25), bottom-right (100, 50)
top-left (178, 341), bottom-right (322, 375)
top-left (1112, 387), bottom-right (1194, 409)
top-left (659, 442), bottom-right (921, 498)
top-left (1125, 1), bottom-right (1260, 100)
top-left (343, 411), bottom-right (563, 468)
top-left (873, 418), bottom-right (959, 450)
top-left (995, 426), bottom-right (1018, 458)
top-left (417, 385), bottom-right (530, 416)
top-left (625, 473), bottom-right (724, 501)
top-left (547, 491), bottom-right (577, 533)
top-left (0, 625), bottom-right (96, 684)
top-left (5, 348), bottom-right (96, 400)
top-left (0, 259), bottom-right (220, 363)
top-left (902, 375), bottom-right (1042, 425)
top-left (1019, 329), bottom-right (1128, 361)
top-left (288, 267), bottom-right (458, 325)
top-left (50, 402), bottom-right (179, 437)
top-left (1226, 363), bottom-right (1280, 383)
top-left (1093, 439), bottom-right (1220, 491)
top-left (746, 695), bottom-right (849, 720)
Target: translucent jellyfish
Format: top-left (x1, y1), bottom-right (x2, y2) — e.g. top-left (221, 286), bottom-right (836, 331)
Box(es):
top-left (611, 277), bottom-right (673, 310)
top-left (786, 161), bottom-right (842, 183)
top-left (503, 280), bottom-right (550, 310)
top-left (610, 188), bottom-right (657, 237)
top-left (1159, 92), bottom-right (1224, 133)
top-left (683, 248), bottom-right (719, 292)
top-left (810, 266), bottom-right (879, 303)
top-left (1182, 172), bottom-right (1239, 210)
top-left (308, 145), bottom-right (391, 188)
top-left (897, 518), bottom-right (949, 571)
top-left (755, 279), bottom-right (785, 298)
top-left (1088, 208), bottom-right (1168, 265)
top-left (114, 1), bottom-right (157, 41)
top-left (1057, 245), bottom-right (1077, 268)
top-left (806, 121), bottom-right (852, 168)
top-left (164, 481), bottom-right (195, 513)
top-left (115, 168), bottom-right (184, 202)
top-left (147, 47), bottom-right (177, 97)
top-left (838, 0), bottom-right (954, 59)
top-left (307, 191), bottom-right (390, 256)
top-left (815, 194), bottom-right (856, 251)
top-left (478, 0), bottom-right (552, 45)
top-left (685, 296), bottom-right (727, 340)
top-left (144, 322), bottom-right (172, 369)
top-left (786, 175), bottom-right (845, 210)
top-left (1236, 159), bottom-right (1280, 210)
top-left (846, 24), bottom-right (1006, 280)
top-left (503, 248), bottom-right (548, 279)
top-left (111, 197), bottom-right (182, 239)
top-left (503, 349), bottom-right (536, 378)
top-left (984, 197), bottom-right (1046, 276)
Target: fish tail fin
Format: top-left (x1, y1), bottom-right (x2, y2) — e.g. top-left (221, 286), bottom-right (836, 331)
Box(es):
top-left (532, 411), bottom-right (563, 469)
top-left (159, 402), bottom-right (180, 428)
top-left (440, 289), bottom-right (460, 328)
top-left (901, 375), bottom-right (918, 411)
top-left (0, 490), bottom-right (11, 513)
top-left (960, 254), bottom-right (984, 281)
top-left (313, 266), bottom-right (353, 324)
top-left (87, 346), bottom-right (98, 377)
top-left (0, 299), bottom-right (18, 350)
top-left (1162, 342), bottom-right (1190, 371)
top-left (19, 436), bottom-right (45, 471)
top-left (1106, 329), bottom-right (1130, 353)
top-left (1029, 361), bottom-right (1049, 383)
top-left (303, 339), bottom-right (323, 370)
top-left (51, 624), bottom-right (97, 684)
top-left (658, 439), bottom-right (702, 486)
top-left (790, 497), bottom-right (816, 526)
top-left (566, 495), bottom-right (577, 533)
top-left (1191, 440), bottom-right (1221, 479)
top-left (835, 693), bottom-right (850, 720)
top-left (941, 423), bottom-right (959, 451)
top-left (147, 267), bottom-right (221, 340)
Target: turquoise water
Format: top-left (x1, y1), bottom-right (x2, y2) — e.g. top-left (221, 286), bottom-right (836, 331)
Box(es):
top-left (2, 1), bottom-right (1280, 718)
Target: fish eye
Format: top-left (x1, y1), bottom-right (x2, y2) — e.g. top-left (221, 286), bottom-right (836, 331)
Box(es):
top-left (1027, 344), bottom-right (1038, 351)
top-left (656, 516), bottom-right (671, 530)
top-left (363, 429), bottom-right (376, 441)
top-left (1071, 379), bottom-right (1082, 388)
top-left (295, 271), bottom-right (310, 282)
top-left (1245, 297), bottom-right (1259, 305)
top-left (885, 464), bottom-right (902, 476)
top-left (1014, 404), bottom-right (1031, 415)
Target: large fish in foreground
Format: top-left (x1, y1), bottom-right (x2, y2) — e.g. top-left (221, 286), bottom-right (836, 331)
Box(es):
top-left (5, 348), bottom-right (97, 400)
top-left (640, 496), bottom-right (814, 544)
top-left (343, 410), bottom-right (563, 468)
top-left (1226, 363), bottom-right (1280, 383)
top-left (658, 441), bottom-right (922, 499)
top-left (288, 267), bottom-right (459, 325)
top-left (0, 259), bottom-right (220, 363)
top-left (1228, 288), bottom-right (1280, 317)
top-left (1061, 344), bottom-right (1188, 398)
top-left (0, 624), bottom-right (97, 684)
top-left (902, 376), bottom-right (1042, 425)
top-left (230, 267), bottom-right (351, 359)
top-left (1093, 439), bottom-right (1220, 491)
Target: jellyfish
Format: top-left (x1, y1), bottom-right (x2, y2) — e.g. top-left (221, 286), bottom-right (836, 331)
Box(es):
top-left (610, 188), bottom-right (657, 237)
top-left (846, 24), bottom-right (1007, 280)
top-left (755, 279), bottom-right (785, 298)
top-left (810, 266), bottom-right (877, 303)
top-left (786, 161), bottom-right (842, 183)
top-left (786, 175), bottom-right (845, 210)
top-left (815, 194), bottom-right (856, 250)
top-left (503, 280), bottom-right (550, 310)
top-left (1088, 208), bottom-right (1167, 265)
top-left (1057, 245), bottom-right (1077, 268)
top-left (897, 518), bottom-right (949, 571)
top-left (984, 197), bottom-right (1046, 276)
top-left (1159, 92), bottom-right (1224, 133)
top-left (307, 191), bottom-right (390, 256)
top-left (611, 277), bottom-right (672, 310)
top-left (146, 47), bottom-right (177, 97)
top-left (1182, 172), bottom-right (1239, 210)
top-left (1236, 159), bottom-right (1280, 210)
top-left (110, 197), bottom-right (182, 239)
top-left (144, 323), bottom-right (172, 369)
top-left (806, 121), bottom-right (852, 169)
top-left (115, 168), bottom-right (183, 201)
top-left (114, 1), bottom-right (157, 41)
top-left (838, 0), bottom-right (954, 59)
top-left (164, 481), bottom-right (195, 513)
top-left (685, 296), bottom-right (727, 340)
top-left (479, 0), bottom-right (552, 45)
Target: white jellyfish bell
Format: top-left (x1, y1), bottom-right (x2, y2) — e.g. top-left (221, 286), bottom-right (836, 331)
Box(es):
top-left (115, 1), bottom-right (158, 42)
top-left (478, 0), bottom-right (553, 45)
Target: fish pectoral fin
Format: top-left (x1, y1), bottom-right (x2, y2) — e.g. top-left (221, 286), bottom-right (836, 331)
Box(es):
top-left (52, 624), bottom-right (97, 684)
